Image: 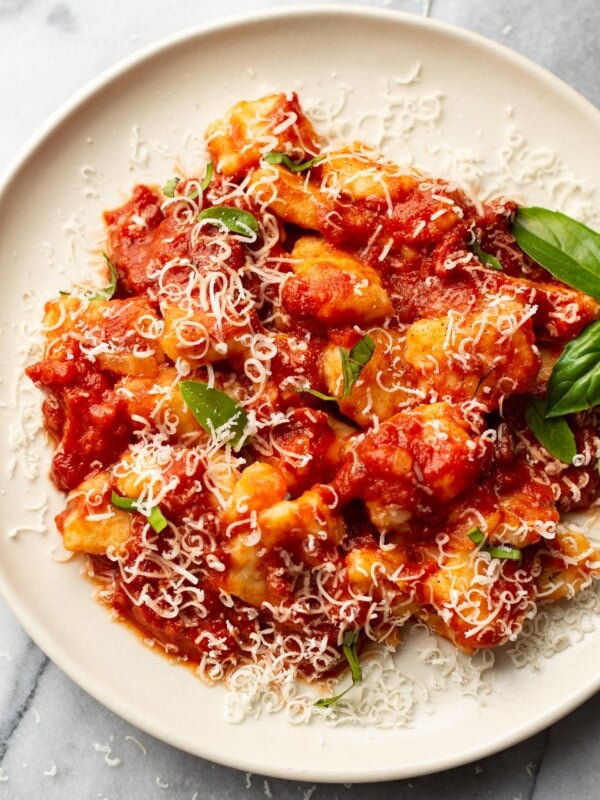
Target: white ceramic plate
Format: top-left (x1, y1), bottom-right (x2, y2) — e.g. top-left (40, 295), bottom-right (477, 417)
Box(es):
top-left (1, 7), bottom-right (600, 783)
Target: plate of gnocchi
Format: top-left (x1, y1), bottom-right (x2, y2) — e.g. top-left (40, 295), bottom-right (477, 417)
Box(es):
top-left (1, 6), bottom-right (600, 782)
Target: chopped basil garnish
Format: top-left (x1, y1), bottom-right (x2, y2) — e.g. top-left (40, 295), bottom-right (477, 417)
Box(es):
top-left (340, 335), bottom-right (376, 398)
top-left (315, 630), bottom-right (362, 708)
top-left (525, 396), bottom-right (577, 463)
top-left (473, 241), bottom-right (502, 271)
top-left (545, 319), bottom-right (600, 417)
top-left (87, 253), bottom-right (118, 301)
top-left (164, 170), bottom-right (212, 202)
top-left (486, 545), bottom-right (523, 561)
top-left (111, 491), bottom-right (168, 533)
top-left (467, 526), bottom-right (522, 561)
top-left (147, 506), bottom-right (169, 533)
top-left (163, 176), bottom-right (181, 198)
top-left (196, 206), bottom-right (259, 239)
top-left (297, 335), bottom-right (375, 402)
top-left (179, 380), bottom-right (248, 448)
top-left (467, 527), bottom-right (485, 545)
top-left (263, 151), bottom-right (324, 173)
top-left (511, 207), bottom-right (600, 301)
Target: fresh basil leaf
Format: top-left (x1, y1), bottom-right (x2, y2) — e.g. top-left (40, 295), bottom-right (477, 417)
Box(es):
top-left (467, 525), bottom-right (521, 561)
top-left (545, 319), bottom-right (600, 416)
top-left (179, 380), bottom-right (248, 447)
top-left (263, 151), bottom-right (324, 173)
top-left (298, 336), bottom-right (375, 402)
top-left (340, 335), bottom-right (376, 398)
top-left (200, 161), bottom-right (213, 192)
top-left (111, 491), bottom-right (168, 533)
top-left (197, 205), bottom-right (259, 239)
top-left (163, 176), bottom-right (181, 198)
top-left (349, 335), bottom-right (376, 367)
top-left (314, 630), bottom-right (362, 708)
top-left (525, 396), bottom-right (577, 463)
top-left (473, 241), bottom-right (502, 271)
top-left (88, 253), bottom-right (118, 301)
top-left (512, 207), bottom-right (600, 300)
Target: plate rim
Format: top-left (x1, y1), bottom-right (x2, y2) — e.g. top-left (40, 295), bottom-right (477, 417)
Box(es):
top-left (1, 4), bottom-right (600, 783)
top-left (2, 3), bottom-right (600, 189)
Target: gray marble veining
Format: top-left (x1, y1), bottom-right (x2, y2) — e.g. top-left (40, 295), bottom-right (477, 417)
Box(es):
top-left (1, 1), bottom-right (599, 798)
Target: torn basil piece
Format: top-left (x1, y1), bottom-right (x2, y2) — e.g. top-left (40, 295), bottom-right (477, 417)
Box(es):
top-left (340, 335), bottom-right (376, 397)
top-left (179, 380), bottom-right (248, 447)
top-left (197, 205), bottom-right (260, 239)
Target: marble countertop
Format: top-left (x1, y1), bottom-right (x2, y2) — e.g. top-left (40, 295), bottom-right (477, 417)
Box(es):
top-left (1, 1), bottom-right (599, 798)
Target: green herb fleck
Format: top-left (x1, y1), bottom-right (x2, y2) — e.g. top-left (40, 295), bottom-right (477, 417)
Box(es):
top-left (467, 526), bottom-right (522, 561)
top-left (163, 176), bottom-right (181, 198)
top-left (111, 491), bottom-right (168, 533)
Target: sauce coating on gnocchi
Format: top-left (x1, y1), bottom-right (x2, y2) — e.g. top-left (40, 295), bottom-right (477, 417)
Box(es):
top-left (27, 93), bottom-right (600, 695)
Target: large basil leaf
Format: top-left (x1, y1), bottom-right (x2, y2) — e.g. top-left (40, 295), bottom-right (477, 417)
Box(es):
top-left (525, 397), bottom-right (577, 463)
top-left (545, 319), bottom-right (600, 416)
top-left (512, 207), bottom-right (600, 300)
